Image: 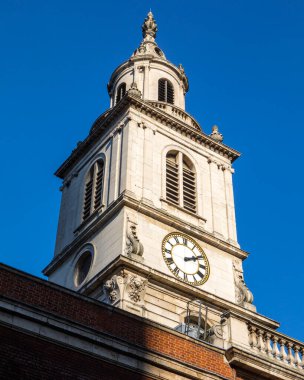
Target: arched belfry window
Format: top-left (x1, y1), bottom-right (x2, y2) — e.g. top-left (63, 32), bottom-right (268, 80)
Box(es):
top-left (158, 78), bottom-right (174, 104)
top-left (116, 83), bottom-right (126, 104)
top-left (83, 160), bottom-right (105, 220)
top-left (166, 151), bottom-right (196, 213)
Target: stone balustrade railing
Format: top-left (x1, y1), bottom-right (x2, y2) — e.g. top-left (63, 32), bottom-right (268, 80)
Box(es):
top-left (248, 322), bottom-right (304, 370)
top-left (147, 101), bottom-right (201, 131)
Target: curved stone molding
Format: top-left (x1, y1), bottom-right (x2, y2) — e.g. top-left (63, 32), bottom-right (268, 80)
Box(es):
top-left (125, 216), bottom-right (144, 257)
top-left (233, 261), bottom-right (255, 311)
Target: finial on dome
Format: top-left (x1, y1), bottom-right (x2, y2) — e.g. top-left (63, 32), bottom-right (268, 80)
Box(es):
top-left (142, 11), bottom-right (158, 40)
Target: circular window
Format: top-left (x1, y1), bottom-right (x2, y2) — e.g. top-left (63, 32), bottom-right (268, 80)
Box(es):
top-left (74, 251), bottom-right (92, 287)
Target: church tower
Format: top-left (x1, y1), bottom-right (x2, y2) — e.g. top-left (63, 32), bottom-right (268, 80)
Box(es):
top-left (44, 12), bottom-right (257, 342)
top-left (1, 11), bottom-right (304, 380)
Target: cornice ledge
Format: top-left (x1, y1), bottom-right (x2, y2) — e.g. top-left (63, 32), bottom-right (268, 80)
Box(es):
top-left (128, 96), bottom-right (240, 162)
top-left (226, 346), bottom-right (304, 380)
top-left (81, 255), bottom-right (279, 330)
top-left (123, 194), bottom-right (247, 259)
top-left (43, 193), bottom-right (248, 276)
top-left (55, 94), bottom-right (241, 179)
top-left (43, 193), bottom-right (127, 276)
top-left (55, 100), bottom-right (131, 179)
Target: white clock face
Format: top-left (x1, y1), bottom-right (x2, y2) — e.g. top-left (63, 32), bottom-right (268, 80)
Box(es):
top-left (162, 233), bottom-right (210, 286)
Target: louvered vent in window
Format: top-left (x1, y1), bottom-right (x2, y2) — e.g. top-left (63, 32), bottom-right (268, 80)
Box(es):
top-left (83, 160), bottom-right (105, 221)
top-left (158, 79), bottom-right (174, 104)
top-left (83, 167), bottom-right (94, 220)
top-left (165, 151), bottom-right (197, 213)
top-left (183, 163), bottom-right (196, 212)
top-left (94, 161), bottom-right (104, 209)
top-left (166, 154), bottom-right (179, 205)
top-left (116, 83), bottom-right (126, 104)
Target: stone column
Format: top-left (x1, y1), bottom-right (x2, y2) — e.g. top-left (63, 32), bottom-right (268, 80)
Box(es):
top-left (208, 158), bottom-right (227, 239)
top-left (201, 156), bottom-right (213, 233)
top-left (223, 165), bottom-right (238, 245)
top-left (107, 126), bottom-right (122, 205)
top-left (119, 120), bottom-right (130, 194)
top-left (143, 63), bottom-right (150, 100)
top-left (141, 123), bottom-right (155, 204)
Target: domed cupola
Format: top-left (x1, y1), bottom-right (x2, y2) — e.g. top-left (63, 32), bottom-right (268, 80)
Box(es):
top-left (107, 12), bottom-right (189, 110)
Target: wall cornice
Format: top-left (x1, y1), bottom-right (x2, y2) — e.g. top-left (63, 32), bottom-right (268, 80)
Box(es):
top-left (43, 192), bottom-right (248, 277)
top-left (55, 94), bottom-right (240, 179)
top-left (226, 346), bottom-right (304, 380)
top-left (80, 255), bottom-right (279, 330)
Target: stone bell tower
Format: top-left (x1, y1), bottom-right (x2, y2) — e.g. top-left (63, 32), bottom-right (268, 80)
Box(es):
top-left (44, 11), bottom-right (258, 338)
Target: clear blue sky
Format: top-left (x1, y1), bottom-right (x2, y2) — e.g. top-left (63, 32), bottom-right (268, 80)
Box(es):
top-left (1, 0), bottom-right (303, 341)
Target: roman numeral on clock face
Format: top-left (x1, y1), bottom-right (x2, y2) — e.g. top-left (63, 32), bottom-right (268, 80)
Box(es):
top-left (196, 268), bottom-right (205, 279)
top-left (172, 266), bottom-right (180, 276)
top-left (166, 257), bottom-right (174, 265)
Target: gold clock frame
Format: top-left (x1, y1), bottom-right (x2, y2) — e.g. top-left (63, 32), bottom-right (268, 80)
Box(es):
top-left (162, 232), bottom-right (210, 286)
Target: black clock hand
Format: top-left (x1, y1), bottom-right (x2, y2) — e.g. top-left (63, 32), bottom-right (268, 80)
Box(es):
top-left (184, 256), bottom-right (197, 262)
top-left (184, 255), bottom-right (204, 262)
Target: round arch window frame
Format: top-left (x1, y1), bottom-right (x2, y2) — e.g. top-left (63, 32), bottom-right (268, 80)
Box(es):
top-left (158, 78), bottom-right (175, 104)
top-left (163, 147), bottom-right (198, 214)
top-left (71, 243), bottom-right (95, 289)
top-left (115, 82), bottom-right (127, 104)
top-left (82, 156), bottom-right (106, 222)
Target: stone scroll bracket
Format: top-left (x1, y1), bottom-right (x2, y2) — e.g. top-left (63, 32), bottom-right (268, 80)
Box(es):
top-left (124, 213), bottom-right (144, 260)
top-left (233, 259), bottom-right (256, 312)
top-left (103, 270), bottom-right (148, 317)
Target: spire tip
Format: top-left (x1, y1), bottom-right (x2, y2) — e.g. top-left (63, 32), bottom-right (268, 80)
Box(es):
top-left (142, 11), bottom-right (158, 40)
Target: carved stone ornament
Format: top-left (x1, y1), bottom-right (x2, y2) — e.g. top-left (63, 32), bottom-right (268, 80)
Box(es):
top-left (132, 12), bottom-right (166, 60)
top-left (138, 42), bottom-right (146, 53)
top-left (233, 262), bottom-right (254, 306)
top-left (103, 272), bottom-right (148, 307)
top-left (125, 217), bottom-right (144, 257)
top-left (210, 125), bottom-right (224, 143)
top-left (126, 275), bottom-right (148, 303)
top-left (142, 11), bottom-right (158, 40)
top-left (127, 82), bottom-right (142, 98)
top-left (103, 274), bottom-right (121, 303)
top-left (178, 64), bottom-right (189, 92)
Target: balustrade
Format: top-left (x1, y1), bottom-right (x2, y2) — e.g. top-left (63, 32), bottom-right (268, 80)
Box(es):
top-left (147, 101), bottom-right (201, 131)
top-left (248, 323), bottom-right (304, 370)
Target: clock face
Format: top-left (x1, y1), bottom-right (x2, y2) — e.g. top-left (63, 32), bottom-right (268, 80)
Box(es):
top-left (162, 232), bottom-right (210, 286)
